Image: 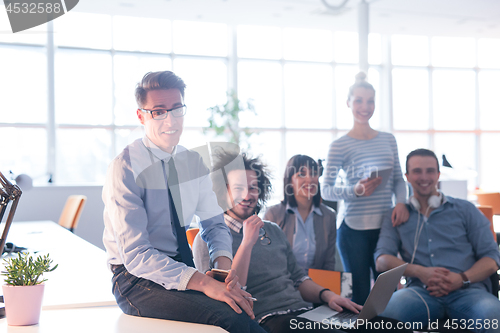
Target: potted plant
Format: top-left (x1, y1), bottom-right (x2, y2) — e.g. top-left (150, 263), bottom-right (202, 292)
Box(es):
top-left (1, 252), bottom-right (57, 326)
top-left (204, 90), bottom-right (257, 151)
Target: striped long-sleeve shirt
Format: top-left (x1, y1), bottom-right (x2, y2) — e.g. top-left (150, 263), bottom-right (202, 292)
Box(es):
top-left (321, 132), bottom-right (407, 230)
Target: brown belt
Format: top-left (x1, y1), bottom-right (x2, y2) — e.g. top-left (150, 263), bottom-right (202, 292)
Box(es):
top-left (110, 264), bottom-right (124, 274)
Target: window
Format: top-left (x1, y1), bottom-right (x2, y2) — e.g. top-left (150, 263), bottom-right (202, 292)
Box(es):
top-left (54, 12), bottom-right (112, 49)
top-left (284, 63), bottom-right (333, 129)
top-left (237, 25), bottom-right (281, 59)
top-left (283, 28), bottom-right (333, 62)
top-left (478, 38), bottom-right (500, 69)
top-left (334, 32), bottom-right (358, 64)
top-left (432, 69), bottom-right (475, 130)
top-left (238, 61), bottom-right (282, 128)
top-left (391, 35), bottom-right (429, 66)
top-left (2, 19), bottom-right (498, 191)
top-left (55, 49), bottom-right (113, 125)
top-left (394, 133), bottom-right (430, 171)
top-left (56, 128), bottom-right (112, 184)
top-left (2, 128), bottom-right (47, 178)
top-left (392, 68), bottom-right (429, 130)
top-left (478, 70), bottom-right (500, 130)
top-left (173, 58), bottom-right (227, 128)
top-left (431, 37), bottom-right (475, 68)
top-left (0, 46), bottom-right (47, 123)
top-left (113, 53), bottom-right (172, 126)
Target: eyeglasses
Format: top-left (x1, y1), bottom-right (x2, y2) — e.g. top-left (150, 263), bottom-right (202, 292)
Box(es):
top-left (259, 227), bottom-right (271, 246)
top-left (139, 105), bottom-right (187, 120)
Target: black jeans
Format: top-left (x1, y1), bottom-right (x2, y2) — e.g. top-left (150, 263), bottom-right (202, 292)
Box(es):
top-left (111, 265), bottom-right (265, 333)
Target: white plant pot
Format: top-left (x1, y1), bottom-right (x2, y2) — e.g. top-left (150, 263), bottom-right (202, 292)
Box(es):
top-left (2, 284), bottom-right (45, 326)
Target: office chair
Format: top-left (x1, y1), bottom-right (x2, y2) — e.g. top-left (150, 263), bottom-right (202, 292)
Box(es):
top-left (58, 195), bottom-right (87, 232)
top-left (478, 205), bottom-right (497, 243)
top-left (186, 228), bottom-right (199, 247)
top-left (476, 192), bottom-right (500, 215)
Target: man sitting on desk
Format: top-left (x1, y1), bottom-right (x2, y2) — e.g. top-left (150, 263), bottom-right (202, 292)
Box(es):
top-left (375, 148), bottom-right (500, 333)
top-left (102, 71), bottom-right (263, 333)
top-left (193, 151), bottom-right (410, 333)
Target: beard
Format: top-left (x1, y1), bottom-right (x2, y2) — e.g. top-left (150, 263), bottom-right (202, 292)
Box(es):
top-left (227, 205), bottom-right (257, 221)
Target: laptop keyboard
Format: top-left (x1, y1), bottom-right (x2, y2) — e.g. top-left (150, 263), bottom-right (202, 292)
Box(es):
top-left (328, 309), bottom-right (359, 322)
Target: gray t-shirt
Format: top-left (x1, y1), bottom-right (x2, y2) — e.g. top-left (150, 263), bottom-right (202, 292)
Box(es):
top-left (193, 219), bottom-right (311, 322)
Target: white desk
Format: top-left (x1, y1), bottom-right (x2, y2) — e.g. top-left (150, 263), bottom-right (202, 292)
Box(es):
top-left (0, 306), bottom-right (226, 333)
top-left (0, 221), bottom-right (228, 332)
top-left (1, 221), bottom-right (116, 309)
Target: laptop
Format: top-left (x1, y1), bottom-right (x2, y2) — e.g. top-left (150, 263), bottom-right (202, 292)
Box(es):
top-left (298, 263), bottom-right (407, 328)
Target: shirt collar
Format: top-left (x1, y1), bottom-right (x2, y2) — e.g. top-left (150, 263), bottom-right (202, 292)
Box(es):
top-left (142, 135), bottom-right (180, 162)
top-left (407, 193), bottom-right (449, 212)
top-left (224, 214), bottom-right (243, 233)
top-left (286, 203), bottom-right (323, 216)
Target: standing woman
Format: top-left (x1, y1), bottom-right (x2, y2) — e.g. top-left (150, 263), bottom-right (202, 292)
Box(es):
top-left (264, 154), bottom-right (337, 272)
top-left (321, 72), bottom-right (408, 305)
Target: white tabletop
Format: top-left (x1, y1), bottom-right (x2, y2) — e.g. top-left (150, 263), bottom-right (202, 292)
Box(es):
top-left (0, 306), bottom-right (226, 333)
top-left (1, 221), bottom-right (229, 332)
top-left (1, 221), bottom-right (116, 309)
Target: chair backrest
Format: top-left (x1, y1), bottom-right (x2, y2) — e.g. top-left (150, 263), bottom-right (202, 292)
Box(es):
top-left (58, 195), bottom-right (87, 232)
top-left (308, 268), bottom-right (342, 295)
top-left (476, 192), bottom-right (500, 215)
top-left (477, 205), bottom-right (496, 243)
top-left (186, 228), bottom-right (199, 247)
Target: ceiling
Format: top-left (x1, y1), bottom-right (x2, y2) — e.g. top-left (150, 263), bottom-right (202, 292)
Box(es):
top-left (74, 0), bottom-right (500, 38)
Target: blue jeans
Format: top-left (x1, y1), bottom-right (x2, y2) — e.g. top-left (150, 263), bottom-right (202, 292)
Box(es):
top-left (381, 286), bottom-right (500, 333)
top-left (337, 222), bottom-right (380, 305)
top-left (112, 265), bottom-right (265, 333)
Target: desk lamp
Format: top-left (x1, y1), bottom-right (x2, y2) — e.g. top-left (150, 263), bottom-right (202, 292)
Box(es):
top-left (0, 171), bottom-right (22, 256)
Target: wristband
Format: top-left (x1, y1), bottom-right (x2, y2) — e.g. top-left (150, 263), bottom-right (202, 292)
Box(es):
top-left (460, 272), bottom-right (470, 289)
top-left (318, 288), bottom-right (330, 304)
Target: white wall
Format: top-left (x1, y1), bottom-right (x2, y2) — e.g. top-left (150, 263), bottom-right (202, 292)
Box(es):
top-left (12, 186), bottom-right (105, 250)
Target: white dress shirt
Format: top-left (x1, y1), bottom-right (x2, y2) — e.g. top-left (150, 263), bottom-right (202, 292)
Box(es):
top-left (103, 136), bottom-right (232, 290)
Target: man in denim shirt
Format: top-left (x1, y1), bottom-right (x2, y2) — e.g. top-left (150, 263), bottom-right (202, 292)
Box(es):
top-left (102, 71), bottom-right (263, 333)
top-left (375, 149), bottom-right (500, 333)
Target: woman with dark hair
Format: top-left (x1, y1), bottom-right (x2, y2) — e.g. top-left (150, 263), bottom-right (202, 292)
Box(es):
top-left (321, 72), bottom-right (408, 306)
top-left (264, 154), bottom-right (337, 272)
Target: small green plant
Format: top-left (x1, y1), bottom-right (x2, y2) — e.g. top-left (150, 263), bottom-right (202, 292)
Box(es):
top-left (204, 90), bottom-right (257, 149)
top-left (1, 252), bottom-right (58, 286)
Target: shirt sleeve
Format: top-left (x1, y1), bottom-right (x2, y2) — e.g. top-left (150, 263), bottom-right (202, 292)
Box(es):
top-left (103, 155), bottom-right (196, 291)
top-left (374, 208), bottom-right (402, 262)
top-left (321, 208), bottom-right (337, 271)
top-left (194, 157), bottom-right (233, 263)
top-left (390, 134), bottom-right (407, 204)
top-left (321, 140), bottom-right (357, 201)
top-left (462, 201), bottom-right (500, 268)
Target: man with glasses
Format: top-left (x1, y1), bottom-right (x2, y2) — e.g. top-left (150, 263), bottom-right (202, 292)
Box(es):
top-left (193, 151), bottom-right (369, 333)
top-left (102, 71), bottom-right (264, 333)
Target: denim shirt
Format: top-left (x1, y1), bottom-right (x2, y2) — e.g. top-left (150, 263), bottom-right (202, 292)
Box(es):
top-left (375, 196), bottom-right (500, 291)
top-left (103, 137), bottom-right (232, 291)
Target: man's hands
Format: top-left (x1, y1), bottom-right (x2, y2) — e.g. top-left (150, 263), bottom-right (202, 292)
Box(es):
top-left (354, 177), bottom-right (382, 197)
top-left (241, 215), bottom-right (264, 248)
top-left (322, 290), bottom-right (363, 314)
top-left (206, 269), bottom-right (240, 290)
top-left (201, 274), bottom-right (255, 318)
top-left (189, 271), bottom-right (255, 319)
top-left (391, 203), bottom-right (410, 227)
top-left (416, 266), bottom-right (462, 297)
